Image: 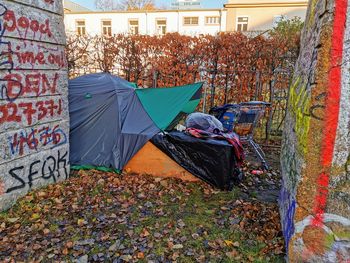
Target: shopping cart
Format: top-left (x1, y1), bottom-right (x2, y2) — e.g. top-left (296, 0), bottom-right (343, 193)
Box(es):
top-left (210, 101), bottom-right (271, 170)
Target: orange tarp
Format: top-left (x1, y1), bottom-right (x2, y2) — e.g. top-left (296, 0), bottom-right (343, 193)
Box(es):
top-left (125, 142), bottom-right (198, 182)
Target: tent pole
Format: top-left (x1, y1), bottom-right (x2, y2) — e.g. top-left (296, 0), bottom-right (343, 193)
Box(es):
top-left (200, 69), bottom-right (207, 113)
top-left (202, 83), bottom-right (207, 113)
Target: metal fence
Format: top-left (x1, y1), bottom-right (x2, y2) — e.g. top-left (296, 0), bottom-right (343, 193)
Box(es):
top-left (152, 68), bottom-right (293, 141)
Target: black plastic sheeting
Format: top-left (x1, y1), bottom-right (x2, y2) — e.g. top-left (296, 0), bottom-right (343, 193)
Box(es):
top-left (151, 131), bottom-right (243, 190)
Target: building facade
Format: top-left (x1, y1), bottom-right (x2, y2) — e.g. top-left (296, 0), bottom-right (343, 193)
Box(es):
top-left (64, 9), bottom-right (227, 36)
top-left (64, 0), bottom-right (308, 36)
top-left (225, 0), bottom-right (308, 32)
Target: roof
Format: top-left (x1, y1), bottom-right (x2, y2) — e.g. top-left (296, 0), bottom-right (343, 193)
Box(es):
top-left (64, 0), bottom-right (91, 13)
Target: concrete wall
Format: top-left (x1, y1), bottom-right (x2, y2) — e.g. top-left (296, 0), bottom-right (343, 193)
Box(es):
top-left (280, 0), bottom-right (350, 261)
top-left (0, 0), bottom-right (69, 210)
top-left (64, 9), bottom-right (227, 36)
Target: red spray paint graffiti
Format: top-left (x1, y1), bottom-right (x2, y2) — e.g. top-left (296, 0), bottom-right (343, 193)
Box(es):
top-left (0, 98), bottom-right (63, 126)
top-left (311, 0), bottom-right (348, 227)
top-left (3, 10), bottom-right (53, 38)
top-left (1, 72), bottom-right (59, 101)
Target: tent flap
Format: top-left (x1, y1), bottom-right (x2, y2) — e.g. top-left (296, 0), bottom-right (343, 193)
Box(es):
top-left (135, 83), bottom-right (203, 130)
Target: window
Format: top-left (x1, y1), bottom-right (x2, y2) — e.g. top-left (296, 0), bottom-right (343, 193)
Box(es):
top-left (237, 16), bottom-right (248, 32)
top-left (273, 15), bottom-right (284, 27)
top-left (129, 19), bottom-right (139, 35)
top-left (183, 16), bottom-right (199, 26)
top-left (205, 16), bottom-right (220, 25)
top-left (76, 20), bottom-right (86, 35)
top-left (102, 20), bottom-right (112, 36)
top-left (156, 19), bottom-right (167, 35)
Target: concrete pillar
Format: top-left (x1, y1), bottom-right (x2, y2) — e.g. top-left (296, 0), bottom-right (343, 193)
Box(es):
top-left (280, 0), bottom-right (350, 261)
top-left (0, 0), bottom-right (69, 210)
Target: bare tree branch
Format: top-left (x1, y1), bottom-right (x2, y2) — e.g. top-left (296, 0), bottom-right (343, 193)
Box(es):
top-left (95, 0), bottom-right (156, 10)
top-left (95, 0), bottom-right (119, 10)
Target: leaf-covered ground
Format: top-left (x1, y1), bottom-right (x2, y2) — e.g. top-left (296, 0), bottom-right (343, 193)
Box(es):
top-left (0, 161), bottom-right (285, 262)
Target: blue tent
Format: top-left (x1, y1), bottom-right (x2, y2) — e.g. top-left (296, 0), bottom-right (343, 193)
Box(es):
top-left (69, 73), bottom-right (202, 170)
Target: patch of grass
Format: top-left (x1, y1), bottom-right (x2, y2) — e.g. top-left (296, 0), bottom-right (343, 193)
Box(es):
top-left (89, 246), bottom-right (102, 255)
top-left (122, 191), bottom-right (132, 199)
top-left (90, 185), bottom-right (103, 197)
top-left (154, 244), bottom-right (167, 257)
top-left (208, 188), bottom-right (240, 203)
top-left (250, 191), bottom-right (258, 198)
top-left (49, 223), bottom-right (59, 232)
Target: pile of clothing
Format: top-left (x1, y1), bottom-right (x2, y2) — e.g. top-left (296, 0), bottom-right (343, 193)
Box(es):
top-left (185, 112), bottom-right (245, 166)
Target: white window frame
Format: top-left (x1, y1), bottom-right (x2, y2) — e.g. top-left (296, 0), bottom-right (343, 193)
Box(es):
top-left (236, 16), bottom-right (249, 32)
top-left (101, 19), bottom-right (112, 36)
top-left (128, 19), bottom-right (139, 35)
top-left (183, 16), bottom-right (199, 26)
top-left (205, 16), bottom-right (220, 25)
top-left (156, 18), bottom-right (167, 36)
top-left (76, 20), bottom-right (86, 36)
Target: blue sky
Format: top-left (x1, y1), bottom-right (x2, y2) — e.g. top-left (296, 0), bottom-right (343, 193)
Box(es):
top-left (73, 0), bottom-right (227, 10)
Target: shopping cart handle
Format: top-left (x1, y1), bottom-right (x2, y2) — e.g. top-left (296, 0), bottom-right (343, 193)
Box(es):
top-left (239, 101), bottom-right (271, 107)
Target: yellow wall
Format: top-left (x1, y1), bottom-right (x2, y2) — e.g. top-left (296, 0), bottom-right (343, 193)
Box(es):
top-left (225, 2), bottom-right (307, 32)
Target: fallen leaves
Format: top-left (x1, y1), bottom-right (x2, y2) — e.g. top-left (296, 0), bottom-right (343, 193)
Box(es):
top-left (31, 213), bottom-right (40, 220)
top-left (0, 165), bottom-right (285, 261)
top-left (226, 249), bottom-right (239, 258)
top-left (224, 240), bottom-right (239, 247)
top-left (137, 252), bottom-right (144, 259)
top-left (224, 239), bottom-right (234, 246)
top-left (140, 228), bottom-right (150, 237)
top-left (77, 219), bottom-right (87, 226)
top-left (66, 241), bottom-right (74, 248)
top-left (7, 218), bottom-right (19, 223)
top-left (172, 244), bottom-right (184, 250)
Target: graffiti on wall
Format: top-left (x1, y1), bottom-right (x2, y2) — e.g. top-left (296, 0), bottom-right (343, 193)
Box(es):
top-left (311, 0), bottom-right (348, 228)
top-left (0, 0), bottom-right (69, 210)
top-left (5, 148), bottom-right (69, 193)
top-left (288, 77), bottom-right (311, 156)
top-left (0, 98), bottom-right (63, 125)
top-left (281, 0), bottom-right (350, 261)
top-left (279, 183), bottom-right (296, 251)
top-left (7, 123), bottom-right (67, 157)
top-left (1, 72), bottom-right (60, 101)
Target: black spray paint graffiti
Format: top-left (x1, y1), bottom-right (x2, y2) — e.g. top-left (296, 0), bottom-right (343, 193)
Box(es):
top-left (309, 92), bottom-right (326, 121)
top-left (0, 3), bottom-right (23, 102)
top-left (281, 140), bottom-right (299, 187)
top-left (6, 149), bottom-right (69, 193)
top-left (0, 3), bottom-right (14, 70)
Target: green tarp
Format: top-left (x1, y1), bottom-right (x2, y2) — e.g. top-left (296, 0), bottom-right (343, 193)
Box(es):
top-left (136, 83), bottom-right (203, 130)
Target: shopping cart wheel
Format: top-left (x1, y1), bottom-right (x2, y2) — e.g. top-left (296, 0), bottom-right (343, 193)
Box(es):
top-left (262, 163), bottom-right (269, 171)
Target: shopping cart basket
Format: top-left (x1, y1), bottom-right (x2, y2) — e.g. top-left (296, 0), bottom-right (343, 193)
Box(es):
top-left (210, 101), bottom-right (271, 170)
